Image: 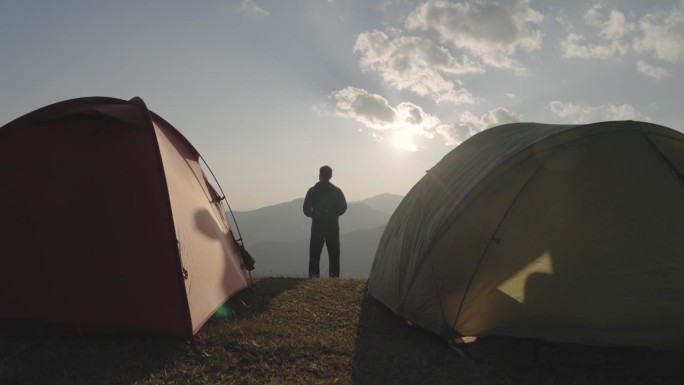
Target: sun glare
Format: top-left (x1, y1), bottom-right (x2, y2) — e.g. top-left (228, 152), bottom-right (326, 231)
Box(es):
top-left (392, 131), bottom-right (418, 152)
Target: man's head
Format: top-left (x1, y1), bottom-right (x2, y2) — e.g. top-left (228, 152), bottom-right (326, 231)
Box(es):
top-left (319, 165), bottom-right (333, 181)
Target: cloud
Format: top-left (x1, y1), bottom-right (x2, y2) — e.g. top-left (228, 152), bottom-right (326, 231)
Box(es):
top-left (436, 107), bottom-right (521, 146)
top-left (584, 3), bottom-right (633, 40)
top-left (636, 60), bottom-right (670, 80)
top-left (350, 1), bottom-right (552, 106)
top-left (394, 102), bottom-right (440, 138)
top-left (331, 87), bottom-right (524, 149)
top-left (404, 0), bottom-right (544, 74)
top-left (561, 1), bottom-right (684, 68)
top-left (549, 101), bottom-right (647, 123)
top-left (561, 3), bottom-right (632, 59)
top-left (239, 0), bottom-right (269, 16)
top-left (354, 30), bottom-right (481, 105)
top-left (633, 1), bottom-right (684, 63)
top-left (333, 87), bottom-right (396, 130)
top-left (332, 87), bottom-right (440, 151)
top-left (561, 33), bottom-right (629, 59)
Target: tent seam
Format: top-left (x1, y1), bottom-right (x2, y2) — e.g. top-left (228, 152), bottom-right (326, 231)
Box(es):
top-left (641, 133), bottom-right (684, 187)
top-left (450, 158), bottom-right (546, 332)
top-left (139, 100), bottom-right (196, 337)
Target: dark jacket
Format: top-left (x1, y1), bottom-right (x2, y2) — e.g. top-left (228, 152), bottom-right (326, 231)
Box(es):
top-left (303, 181), bottom-right (347, 231)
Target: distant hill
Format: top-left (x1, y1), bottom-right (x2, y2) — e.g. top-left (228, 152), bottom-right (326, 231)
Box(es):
top-left (231, 193), bottom-right (403, 277)
top-left (232, 199), bottom-right (311, 245)
top-left (233, 194), bottom-right (401, 245)
top-left (248, 225), bottom-right (385, 278)
top-left (356, 193), bottom-right (404, 215)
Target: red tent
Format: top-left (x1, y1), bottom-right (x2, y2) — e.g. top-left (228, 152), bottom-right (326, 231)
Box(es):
top-left (0, 97), bottom-right (252, 336)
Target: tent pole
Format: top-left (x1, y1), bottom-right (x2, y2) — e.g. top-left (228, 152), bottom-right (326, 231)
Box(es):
top-left (198, 155), bottom-right (245, 245)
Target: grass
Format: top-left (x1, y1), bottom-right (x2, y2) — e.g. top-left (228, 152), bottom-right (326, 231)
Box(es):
top-left (1, 277), bottom-right (683, 384)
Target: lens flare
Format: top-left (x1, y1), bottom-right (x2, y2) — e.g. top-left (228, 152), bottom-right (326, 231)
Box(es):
top-left (213, 304), bottom-right (234, 320)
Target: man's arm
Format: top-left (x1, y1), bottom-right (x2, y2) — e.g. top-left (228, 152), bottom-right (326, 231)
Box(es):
top-left (338, 188), bottom-right (347, 216)
top-left (303, 188), bottom-right (313, 217)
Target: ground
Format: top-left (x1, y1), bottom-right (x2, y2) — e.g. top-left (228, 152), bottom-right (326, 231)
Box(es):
top-left (1, 277), bottom-right (683, 385)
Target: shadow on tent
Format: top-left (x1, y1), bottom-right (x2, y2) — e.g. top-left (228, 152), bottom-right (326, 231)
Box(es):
top-left (353, 234), bottom-right (684, 383)
top-left (351, 293), bottom-right (684, 385)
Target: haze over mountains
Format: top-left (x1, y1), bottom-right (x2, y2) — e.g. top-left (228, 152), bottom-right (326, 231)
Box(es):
top-left (233, 193), bottom-right (403, 278)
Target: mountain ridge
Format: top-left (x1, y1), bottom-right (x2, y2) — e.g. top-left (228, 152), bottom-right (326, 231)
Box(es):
top-left (232, 193), bottom-right (402, 277)
top-left (232, 193), bottom-right (402, 245)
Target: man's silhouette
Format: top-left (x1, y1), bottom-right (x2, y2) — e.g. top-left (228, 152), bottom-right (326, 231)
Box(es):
top-left (303, 165), bottom-right (347, 278)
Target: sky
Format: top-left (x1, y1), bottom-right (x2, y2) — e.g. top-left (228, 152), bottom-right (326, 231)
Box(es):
top-left (1, 0), bottom-right (683, 210)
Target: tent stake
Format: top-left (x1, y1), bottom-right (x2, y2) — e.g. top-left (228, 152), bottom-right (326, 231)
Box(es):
top-left (189, 335), bottom-right (210, 358)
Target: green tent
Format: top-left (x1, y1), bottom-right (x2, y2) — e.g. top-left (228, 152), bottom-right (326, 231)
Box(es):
top-left (368, 120), bottom-right (684, 351)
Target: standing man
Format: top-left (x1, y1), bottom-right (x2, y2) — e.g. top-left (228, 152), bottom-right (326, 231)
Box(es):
top-left (303, 165), bottom-right (347, 278)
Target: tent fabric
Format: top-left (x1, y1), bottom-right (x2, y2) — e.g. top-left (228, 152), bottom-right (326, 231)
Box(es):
top-left (368, 120), bottom-right (684, 351)
top-left (0, 97), bottom-right (250, 336)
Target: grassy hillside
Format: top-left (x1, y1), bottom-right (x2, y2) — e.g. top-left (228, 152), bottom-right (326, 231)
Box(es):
top-left (2, 278), bottom-right (683, 385)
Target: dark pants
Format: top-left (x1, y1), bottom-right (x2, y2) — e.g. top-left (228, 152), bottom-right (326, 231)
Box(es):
top-left (309, 228), bottom-right (340, 278)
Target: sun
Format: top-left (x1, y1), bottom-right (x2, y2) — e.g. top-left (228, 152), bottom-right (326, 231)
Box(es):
top-left (392, 131), bottom-right (418, 152)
